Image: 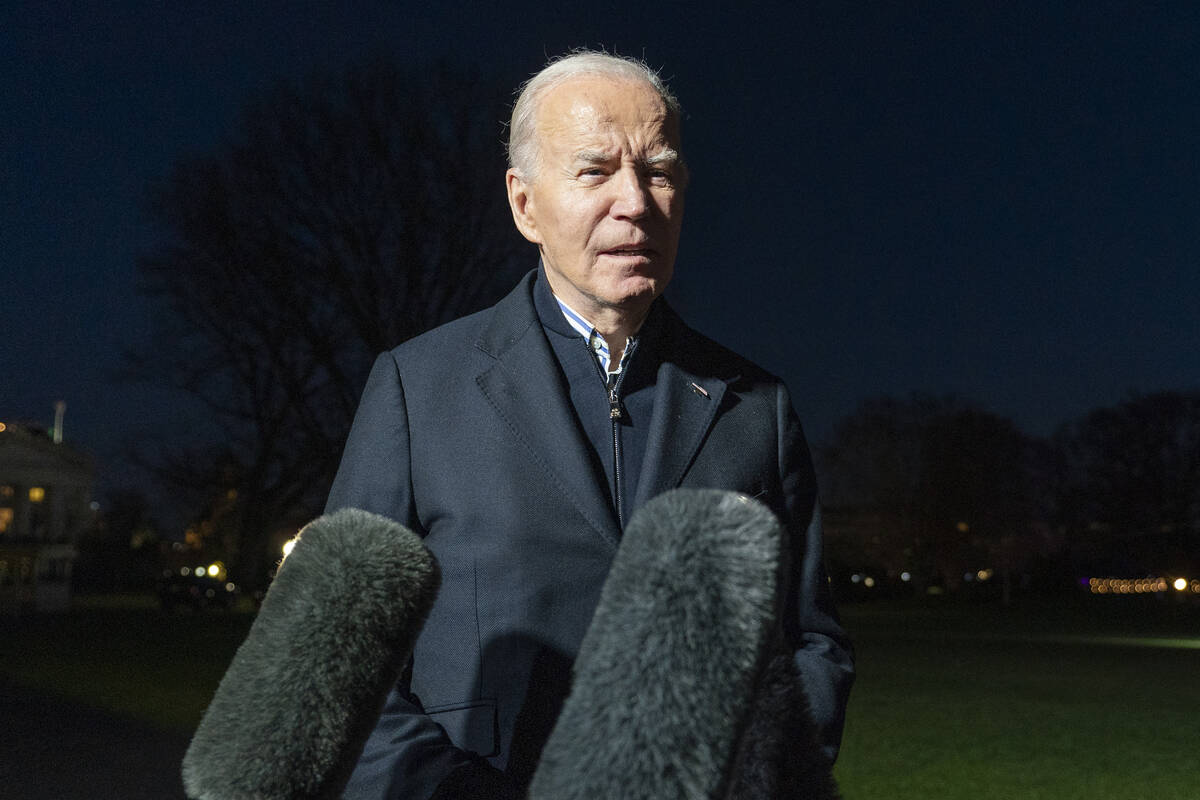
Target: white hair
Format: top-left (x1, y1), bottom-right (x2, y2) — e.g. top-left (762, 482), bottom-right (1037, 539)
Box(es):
top-left (507, 50), bottom-right (683, 181)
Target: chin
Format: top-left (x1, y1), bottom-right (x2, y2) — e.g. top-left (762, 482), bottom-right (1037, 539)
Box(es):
top-left (602, 277), bottom-right (665, 310)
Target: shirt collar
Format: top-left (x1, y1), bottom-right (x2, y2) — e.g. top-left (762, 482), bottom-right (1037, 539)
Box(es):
top-left (552, 294), bottom-right (634, 376)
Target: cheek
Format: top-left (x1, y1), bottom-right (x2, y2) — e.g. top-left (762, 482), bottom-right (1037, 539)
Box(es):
top-left (654, 191), bottom-right (684, 222)
top-left (662, 199), bottom-right (685, 241)
top-left (672, 192), bottom-right (685, 220)
top-left (551, 199), bottom-right (602, 243)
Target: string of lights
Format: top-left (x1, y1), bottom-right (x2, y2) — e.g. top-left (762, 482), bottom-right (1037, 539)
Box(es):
top-left (1086, 576), bottom-right (1200, 595)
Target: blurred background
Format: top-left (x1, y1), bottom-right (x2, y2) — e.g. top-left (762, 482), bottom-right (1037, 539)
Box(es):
top-left (2, 2), bottom-right (1198, 798)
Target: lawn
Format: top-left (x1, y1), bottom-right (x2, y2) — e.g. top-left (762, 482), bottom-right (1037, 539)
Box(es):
top-left (834, 598), bottom-right (1200, 799)
top-left (0, 594), bottom-right (254, 731)
top-left (2, 593), bottom-right (1196, 797)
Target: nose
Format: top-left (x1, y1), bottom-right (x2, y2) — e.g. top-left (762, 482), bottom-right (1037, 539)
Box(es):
top-left (609, 166), bottom-right (650, 220)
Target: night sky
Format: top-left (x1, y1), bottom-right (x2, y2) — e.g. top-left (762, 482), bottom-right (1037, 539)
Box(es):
top-left (5, 2), bottom-right (1199, 505)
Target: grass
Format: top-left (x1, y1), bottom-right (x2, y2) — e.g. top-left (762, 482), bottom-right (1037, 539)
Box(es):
top-left (0, 593), bottom-right (254, 731)
top-left (2, 592), bottom-right (1197, 797)
top-left (834, 598), bottom-right (1200, 799)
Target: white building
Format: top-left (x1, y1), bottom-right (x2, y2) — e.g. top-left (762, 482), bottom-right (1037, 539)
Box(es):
top-left (0, 422), bottom-right (93, 612)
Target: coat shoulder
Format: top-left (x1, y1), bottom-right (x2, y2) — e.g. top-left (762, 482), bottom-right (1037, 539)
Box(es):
top-left (661, 307), bottom-right (781, 392)
top-left (388, 307), bottom-right (492, 363)
top-left (386, 270), bottom-right (538, 368)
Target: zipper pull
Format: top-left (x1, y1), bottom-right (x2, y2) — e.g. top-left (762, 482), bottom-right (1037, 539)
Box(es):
top-left (609, 388), bottom-right (622, 420)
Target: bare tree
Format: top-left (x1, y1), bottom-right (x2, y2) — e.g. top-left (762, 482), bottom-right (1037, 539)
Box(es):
top-left (818, 394), bottom-right (1038, 601)
top-left (1054, 391), bottom-right (1200, 574)
top-left (132, 60), bottom-right (527, 586)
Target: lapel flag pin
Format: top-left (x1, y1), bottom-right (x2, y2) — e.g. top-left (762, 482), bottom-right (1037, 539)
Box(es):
top-left (689, 382), bottom-right (709, 398)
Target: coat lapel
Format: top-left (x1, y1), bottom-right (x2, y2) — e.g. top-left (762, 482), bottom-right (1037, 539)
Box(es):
top-left (474, 273), bottom-right (622, 547)
top-left (633, 306), bottom-right (737, 509)
top-left (634, 361), bottom-right (728, 509)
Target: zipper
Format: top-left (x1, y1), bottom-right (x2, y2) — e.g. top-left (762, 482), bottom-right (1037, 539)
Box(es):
top-left (609, 372), bottom-right (626, 529)
top-left (609, 379), bottom-right (628, 527)
top-left (589, 336), bottom-right (637, 530)
top-left (608, 337), bottom-right (637, 529)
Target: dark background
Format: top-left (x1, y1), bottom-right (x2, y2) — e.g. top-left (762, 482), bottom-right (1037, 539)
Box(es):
top-left (6, 1), bottom-right (1198, 508)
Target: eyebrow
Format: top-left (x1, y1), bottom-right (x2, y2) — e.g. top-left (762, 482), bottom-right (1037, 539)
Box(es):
top-left (645, 148), bottom-right (682, 167)
top-left (573, 149), bottom-right (614, 165)
top-left (572, 148), bottom-right (683, 167)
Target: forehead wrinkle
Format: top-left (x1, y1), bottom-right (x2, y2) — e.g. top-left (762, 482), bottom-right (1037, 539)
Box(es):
top-left (536, 78), bottom-right (681, 171)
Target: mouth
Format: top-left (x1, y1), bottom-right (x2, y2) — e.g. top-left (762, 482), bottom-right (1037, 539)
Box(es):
top-left (600, 245), bottom-right (656, 258)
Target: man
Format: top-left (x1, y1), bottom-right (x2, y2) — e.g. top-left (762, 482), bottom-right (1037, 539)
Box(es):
top-left (326, 50), bottom-right (854, 799)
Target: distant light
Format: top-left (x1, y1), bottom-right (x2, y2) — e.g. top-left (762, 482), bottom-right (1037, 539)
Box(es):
top-left (863, 576), bottom-right (876, 588)
top-left (927, 586), bottom-right (944, 595)
top-left (963, 572), bottom-right (974, 582)
top-left (0, 422), bottom-right (6, 433)
top-left (28, 487), bottom-right (45, 503)
top-left (282, 538), bottom-right (297, 558)
top-left (89, 501), bottom-right (100, 511)
top-left (956, 521), bottom-right (970, 533)
top-left (208, 562), bottom-right (225, 580)
top-left (977, 569), bottom-right (994, 582)
top-left (1173, 578), bottom-right (1188, 592)
top-left (195, 566), bottom-right (207, 577)
top-left (225, 582), bottom-right (236, 592)
top-left (180, 566), bottom-right (191, 577)
top-left (1089, 576), bottom-right (1174, 594)
top-left (900, 571), bottom-right (912, 582)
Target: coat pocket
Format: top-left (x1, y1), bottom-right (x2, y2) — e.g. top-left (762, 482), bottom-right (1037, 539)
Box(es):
top-left (426, 699), bottom-right (499, 757)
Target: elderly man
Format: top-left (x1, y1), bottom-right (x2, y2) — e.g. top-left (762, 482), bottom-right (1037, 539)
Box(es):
top-left (326, 50), bottom-right (854, 799)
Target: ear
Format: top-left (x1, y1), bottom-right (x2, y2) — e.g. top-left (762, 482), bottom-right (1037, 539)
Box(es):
top-left (506, 169), bottom-right (542, 245)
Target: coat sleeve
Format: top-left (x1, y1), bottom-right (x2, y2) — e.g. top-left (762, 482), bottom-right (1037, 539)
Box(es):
top-left (775, 383), bottom-right (856, 764)
top-left (325, 353), bottom-right (478, 799)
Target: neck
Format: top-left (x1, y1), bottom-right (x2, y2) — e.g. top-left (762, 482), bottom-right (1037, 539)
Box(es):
top-left (592, 307), bottom-right (648, 364)
top-left (542, 273), bottom-right (654, 352)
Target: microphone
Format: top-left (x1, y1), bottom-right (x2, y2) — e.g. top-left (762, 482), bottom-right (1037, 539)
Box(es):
top-left (527, 488), bottom-right (838, 800)
top-left (182, 508), bottom-right (440, 800)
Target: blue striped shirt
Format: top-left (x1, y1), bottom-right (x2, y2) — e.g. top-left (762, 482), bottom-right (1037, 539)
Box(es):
top-left (553, 296), bottom-right (634, 378)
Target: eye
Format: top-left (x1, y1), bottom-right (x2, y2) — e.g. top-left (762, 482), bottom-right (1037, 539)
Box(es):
top-left (648, 168), bottom-right (673, 186)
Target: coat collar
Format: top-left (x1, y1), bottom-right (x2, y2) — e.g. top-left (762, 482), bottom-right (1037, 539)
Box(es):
top-left (473, 270), bottom-right (739, 544)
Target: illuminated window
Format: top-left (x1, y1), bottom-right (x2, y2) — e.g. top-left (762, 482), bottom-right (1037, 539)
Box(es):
top-left (28, 487), bottom-right (45, 503)
top-left (0, 485), bottom-right (12, 497)
top-left (0, 507), bottom-right (11, 533)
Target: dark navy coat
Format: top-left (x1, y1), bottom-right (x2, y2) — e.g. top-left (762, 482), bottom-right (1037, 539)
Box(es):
top-left (325, 270), bottom-right (853, 799)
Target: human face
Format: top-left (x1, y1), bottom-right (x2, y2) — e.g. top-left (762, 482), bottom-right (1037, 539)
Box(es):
top-left (506, 76), bottom-right (686, 325)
